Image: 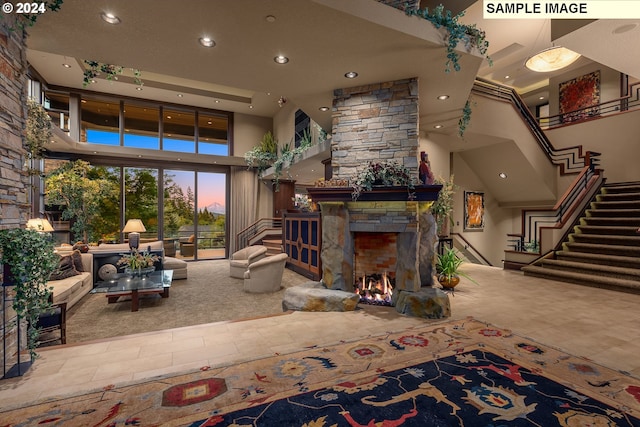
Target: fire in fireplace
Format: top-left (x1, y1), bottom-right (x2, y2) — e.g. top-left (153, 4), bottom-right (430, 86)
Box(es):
top-left (355, 272), bottom-right (394, 306)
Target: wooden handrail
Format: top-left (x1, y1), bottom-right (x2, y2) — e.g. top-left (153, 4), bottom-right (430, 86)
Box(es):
top-left (235, 217), bottom-right (283, 250)
top-left (450, 232), bottom-right (492, 266)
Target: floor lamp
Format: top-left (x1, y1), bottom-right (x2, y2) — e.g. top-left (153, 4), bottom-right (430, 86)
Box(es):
top-left (123, 219), bottom-right (146, 250)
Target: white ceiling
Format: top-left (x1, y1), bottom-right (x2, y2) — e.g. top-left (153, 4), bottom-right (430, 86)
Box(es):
top-left (25, 0), bottom-right (640, 187)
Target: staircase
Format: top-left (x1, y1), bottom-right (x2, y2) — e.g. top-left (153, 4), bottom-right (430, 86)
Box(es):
top-left (522, 182), bottom-right (640, 294)
top-left (262, 238), bottom-right (283, 255)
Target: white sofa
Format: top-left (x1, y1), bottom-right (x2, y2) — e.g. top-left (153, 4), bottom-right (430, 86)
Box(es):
top-left (229, 245), bottom-right (268, 279)
top-left (243, 253), bottom-right (289, 293)
top-left (48, 252), bottom-right (93, 309)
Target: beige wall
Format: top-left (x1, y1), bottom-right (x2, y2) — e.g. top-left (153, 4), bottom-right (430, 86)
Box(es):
top-left (232, 113), bottom-right (272, 157)
top-left (452, 153), bottom-right (517, 267)
top-left (546, 108), bottom-right (640, 183)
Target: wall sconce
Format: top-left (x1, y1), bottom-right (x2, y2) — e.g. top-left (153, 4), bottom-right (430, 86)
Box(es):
top-left (123, 219), bottom-right (146, 250)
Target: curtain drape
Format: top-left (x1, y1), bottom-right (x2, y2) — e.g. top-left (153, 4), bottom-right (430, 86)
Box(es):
top-left (229, 166), bottom-right (259, 254)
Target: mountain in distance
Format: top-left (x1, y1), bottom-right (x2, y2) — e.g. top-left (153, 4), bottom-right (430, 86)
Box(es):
top-left (205, 202), bottom-right (225, 214)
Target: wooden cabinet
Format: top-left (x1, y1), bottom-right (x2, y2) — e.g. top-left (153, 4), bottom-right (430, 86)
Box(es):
top-left (283, 212), bottom-right (321, 280)
top-left (273, 180), bottom-right (296, 217)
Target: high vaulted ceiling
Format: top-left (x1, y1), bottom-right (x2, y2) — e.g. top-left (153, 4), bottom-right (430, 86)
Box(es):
top-left (25, 0), bottom-right (640, 188)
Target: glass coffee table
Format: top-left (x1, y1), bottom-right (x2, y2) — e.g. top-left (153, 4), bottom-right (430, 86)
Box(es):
top-left (99, 270), bottom-right (173, 312)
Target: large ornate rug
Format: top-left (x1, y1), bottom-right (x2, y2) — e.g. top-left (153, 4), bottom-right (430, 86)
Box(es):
top-left (3, 317), bottom-right (640, 426)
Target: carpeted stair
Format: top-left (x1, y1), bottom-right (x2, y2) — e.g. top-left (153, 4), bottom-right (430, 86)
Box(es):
top-left (522, 182), bottom-right (640, 293)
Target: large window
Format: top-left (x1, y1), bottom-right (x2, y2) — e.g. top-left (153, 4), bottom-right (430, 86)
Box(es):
top-left (75, 94), bottom-right (230, 155)
top-left (163, 108), bottom-right (195, 153)
top-left (81, 98), bottom-right (120, 145)
top-left (196, 172), bottom-right (226, 259)
top-left (124, 103), bottom-right (159, 149)
top-left (124, 167), bottom-right (159, 242)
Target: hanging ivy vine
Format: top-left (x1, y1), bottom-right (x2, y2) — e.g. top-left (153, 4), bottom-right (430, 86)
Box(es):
top-left (404, 4), bottom-right (490, 137)
top-left (25, 98), bottom-right (52, 159)
top-left (405, 4), bottom-right (491, 73)
top-left (0, 0), bottom-right (64, 31)
top-left (82, 60), bottom-right (143, 88)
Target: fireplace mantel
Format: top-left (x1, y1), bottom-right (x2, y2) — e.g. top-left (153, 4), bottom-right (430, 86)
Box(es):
top-left (307, 185), bottom-right (442, 203)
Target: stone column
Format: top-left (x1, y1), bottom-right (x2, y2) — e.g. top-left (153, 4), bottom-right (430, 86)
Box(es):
top-left (418, 202), bottom-right (438, 287)
top-left (319, 202), bottom-right (354, 291)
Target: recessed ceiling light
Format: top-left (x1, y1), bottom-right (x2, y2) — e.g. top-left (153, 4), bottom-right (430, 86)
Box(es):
top-left (274, 55), bottom-right (289, 64)
top-left (100, 12), bottom-right (121, 24)
top-left (207, 120), bottom-right (212, 124)
top-left (265, 15), bottom-right (276, 23)
top-left (137, 155), bottom-right (143, 158)
top-left (539, 96), bottom-right (544, 100)
top-left (177, 94), bottom-right (184, 98)
top-left (90, 79), bottom-right (97, 84)
top-left (199, 37), bottom-right (215, 48)
top-left (166, 115), bottom-right (172, 119)
top-left (249, 105), bottom-right (253, 109)
top-left (344, 71), bottom-right (358, 79)
top-left (437, 95), bottom-right (449, 100)
top-left (62, 63), bottom-right (71, 68)
top-left (499, 172), bottom-right (508, 179)
top-left (434, 124), bottom-right (443, 129)
top-left (505, 75), bottom-right (510, 79)
top-left (177, 158), bottom-right (182, 161)
top-left (319, 106), bottom-right (330, 112)
top-left (215, 100), bottom-right (220, 103)
top-left (136, 87), bottom-right (143, 91)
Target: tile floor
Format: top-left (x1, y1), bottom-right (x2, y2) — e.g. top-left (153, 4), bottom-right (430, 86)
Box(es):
top-left (1, 263), bottom-right (639, 410)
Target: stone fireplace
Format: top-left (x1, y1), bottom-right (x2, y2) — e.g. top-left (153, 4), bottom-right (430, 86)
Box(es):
top-left (284, 77), bottom-right (449, 319)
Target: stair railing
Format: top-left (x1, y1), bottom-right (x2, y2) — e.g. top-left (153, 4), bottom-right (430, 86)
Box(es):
top-left (472, 78), bottom-right (596, 174)
top-left (235, 217), bottom-right (283, 251)
top-left (508, 164), bottom-right (603, 255)
top-left (543, 80), bottom-right (640, 128)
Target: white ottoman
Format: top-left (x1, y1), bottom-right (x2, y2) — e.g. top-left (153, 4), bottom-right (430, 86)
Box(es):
top-left (163, 256), bottom-right (188, 279)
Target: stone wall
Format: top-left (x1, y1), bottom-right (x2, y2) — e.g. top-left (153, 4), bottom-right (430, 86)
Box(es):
top-left (331, 78), bottom-right (419, 181)
top-left (0, 15), bottom-right (29, 377)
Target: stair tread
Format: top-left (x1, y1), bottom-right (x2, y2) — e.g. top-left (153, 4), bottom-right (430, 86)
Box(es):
top-left (565, 241), bottom-right (640, 251)
top-left (540, 259), bottom-right (640, 277)
top-left (522, 265), bottom-right (640, 290)
top-left (556, 250), bottom-right (640, 264)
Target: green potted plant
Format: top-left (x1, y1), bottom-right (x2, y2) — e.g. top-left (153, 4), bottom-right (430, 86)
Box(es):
top-left (430, 175), bottom-right (456, 236)
top-left (351, 160), bottom-right (416, 200)
top-left (436, 247), bottom-right (478, 289)
top-left (0, 228), bottom-right (59, 361)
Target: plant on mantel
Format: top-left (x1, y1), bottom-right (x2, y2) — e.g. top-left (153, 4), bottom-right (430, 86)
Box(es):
top-left (351, 160), bottom-right (417, 201)
top-left (82, 60), bottom-right (143, 88)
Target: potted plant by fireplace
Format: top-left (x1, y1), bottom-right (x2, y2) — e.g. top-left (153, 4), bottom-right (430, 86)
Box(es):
top-left (430, 175), bottom-right (456, 237)
top-left (436, 247), bottom-right (478, 289)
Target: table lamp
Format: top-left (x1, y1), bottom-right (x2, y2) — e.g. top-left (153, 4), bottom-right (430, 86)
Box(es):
top-left (26, 218), bottom-right (55, 232)
top-left (123, 219), bottom-right (146, 250)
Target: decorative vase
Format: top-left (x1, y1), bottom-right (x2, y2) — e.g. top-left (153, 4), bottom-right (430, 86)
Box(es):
top-left (125, 266), bottom-right (155, 278)
top-left (438, 274), bottom-right (460, 289)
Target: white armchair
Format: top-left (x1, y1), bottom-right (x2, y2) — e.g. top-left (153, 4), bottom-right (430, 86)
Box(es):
top-left (243, 253), bottom-right (289, 293)
top-left (229, 245), bottom-right (268, 278)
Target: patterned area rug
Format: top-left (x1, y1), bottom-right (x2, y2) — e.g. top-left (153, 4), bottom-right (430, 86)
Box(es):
top-left (3, 318), bottom-right (640, 426)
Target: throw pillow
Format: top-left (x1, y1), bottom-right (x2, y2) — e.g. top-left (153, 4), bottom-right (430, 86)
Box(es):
top-left (49, 254), bottom-right (80, 281)
top-left (70, 249), bottom-right (84, 272)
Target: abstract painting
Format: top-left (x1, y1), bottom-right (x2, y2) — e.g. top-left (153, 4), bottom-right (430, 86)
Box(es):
top-left (464, 191), bottom-right (485, 231)
top-left (559, 70), bottom-right (600, 123)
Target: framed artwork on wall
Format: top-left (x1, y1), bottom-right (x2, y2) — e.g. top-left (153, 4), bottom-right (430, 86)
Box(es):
top-left (559, 70), bottom-right (600, 124)
top-left (464, 191), bottom-right (485, 231)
